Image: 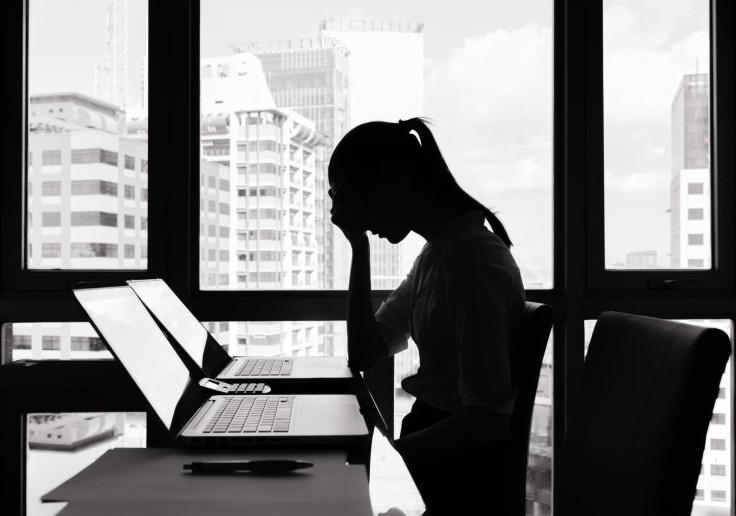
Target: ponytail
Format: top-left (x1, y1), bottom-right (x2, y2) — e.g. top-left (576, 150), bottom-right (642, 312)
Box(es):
top-left (398, 117), bottom-right (513, 248)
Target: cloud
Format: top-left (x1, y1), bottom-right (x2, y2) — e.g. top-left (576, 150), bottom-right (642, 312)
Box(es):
top-left (604, 169), bottom-right (669, 193)
top-left (423, 24), bottom-right (553, 194)
top-left (425, 24), bottom-right (552, 131)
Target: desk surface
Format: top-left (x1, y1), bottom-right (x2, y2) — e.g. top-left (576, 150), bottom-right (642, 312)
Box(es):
top-left (43, 447), bottom-right (374, 516)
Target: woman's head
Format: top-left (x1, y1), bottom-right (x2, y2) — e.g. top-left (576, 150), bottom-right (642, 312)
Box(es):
top-left (328, 118), bottom-right (512, 247)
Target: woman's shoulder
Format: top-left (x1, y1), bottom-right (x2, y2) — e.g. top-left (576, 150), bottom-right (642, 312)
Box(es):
top-left (445, 223), bottom-right (515, 262)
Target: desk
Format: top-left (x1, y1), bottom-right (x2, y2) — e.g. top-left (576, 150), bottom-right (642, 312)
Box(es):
top-left (42, 447), bottom-right (374, 516)
top-left (1, 359), bottom-right (404, 515)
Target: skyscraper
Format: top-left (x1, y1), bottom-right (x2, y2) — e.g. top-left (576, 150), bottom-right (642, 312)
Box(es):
top-left (671, 74), bottom-right (730, 514)
top-left (235, 37), bottom-right (352, 291)
top-left (670, 73), bottom-right (710, 270)
top-left (200, 53), bottom-right (329, 357)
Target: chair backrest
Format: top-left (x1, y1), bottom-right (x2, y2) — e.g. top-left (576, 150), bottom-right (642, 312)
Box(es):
top-left (559, 311), bottom-right (731, 516)
top-left (504, 301), bottom-right (554, 515)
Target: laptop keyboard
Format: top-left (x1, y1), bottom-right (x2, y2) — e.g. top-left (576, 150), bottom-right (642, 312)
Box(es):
top-left (204, 396), bottom-right (293, 434)
top-left (234, 358), bottom-right (293, 377)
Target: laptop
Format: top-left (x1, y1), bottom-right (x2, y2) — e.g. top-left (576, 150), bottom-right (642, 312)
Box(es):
top-left (72, 285), bottom-right (369, 447)
top-left (126, 278), bottom-right (353, 384)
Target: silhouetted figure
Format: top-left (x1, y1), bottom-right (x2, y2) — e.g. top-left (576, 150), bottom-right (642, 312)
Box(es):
top-left (329, 118), bottom-right (525, 515)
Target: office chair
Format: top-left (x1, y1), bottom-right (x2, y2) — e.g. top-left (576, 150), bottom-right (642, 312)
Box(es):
top-left (558, 311), bottom-right (732, 516)
top-left (503, 301), bottom-right (554, 516)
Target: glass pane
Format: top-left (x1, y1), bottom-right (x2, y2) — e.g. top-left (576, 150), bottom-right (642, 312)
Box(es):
top-left (200, 0), bottom-right (553, 290)
top-left (527, 333), bottom-right (553, 515)
top-left (1, 323), bottom-right (113, 364)
top-left (27, 0), bottom-right (148, 269)
top-left (585, 319), bottom-right (732, 515)
top-left (26, 412), bottom-right (146, 516)
top-left (202, 321), bottom-right (345, 358)
top-left (604, 0), bottom-right (711, 269)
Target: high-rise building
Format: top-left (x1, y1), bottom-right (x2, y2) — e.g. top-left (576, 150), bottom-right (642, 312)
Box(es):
top-left (670, 73), bottom-right (710, 270)
top-left (240, 37), bottom-right (351, 291)
top-left (27, 92), bottom-right (147, 271)
top-left (200, 53), bottom-right (329, 357)
top-left (13, 91), bottom-right (229, 360)
top-left (671, 73), bottom-right (730, 514)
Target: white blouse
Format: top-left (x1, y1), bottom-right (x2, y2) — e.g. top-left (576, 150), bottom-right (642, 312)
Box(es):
top-left (375, 210), bottom-right (525, 414)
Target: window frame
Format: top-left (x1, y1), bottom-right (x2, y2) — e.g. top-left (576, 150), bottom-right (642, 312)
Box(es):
top-left (586, 0), bottom-right (736, 290)
top-left (1, 1), bottom-right (735, 516)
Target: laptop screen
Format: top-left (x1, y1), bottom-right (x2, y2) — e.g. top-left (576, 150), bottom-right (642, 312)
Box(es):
top-left (73, 286), bottom-right (191, 430)
top-left (127, 280), bottom-right (208, 364)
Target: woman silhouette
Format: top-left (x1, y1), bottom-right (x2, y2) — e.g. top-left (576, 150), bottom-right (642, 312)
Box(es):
top-left (329, 118), bottom-right (525, 515)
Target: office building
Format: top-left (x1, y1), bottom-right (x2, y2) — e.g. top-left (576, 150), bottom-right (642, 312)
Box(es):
top-left (27, 93), bottom-right (147, 271)
top-left (200, 53), bottom-right (329, 357)
top-left (626, 250), bottom-right (659, 269)
top-left (670, 73), bottom-right (711, 270)
top-left (237, 37), bottom-right (352, 292)
top-left (669, 74), bottom-right (728, 512)
top-left (13, 91), bottom-right (229, 360)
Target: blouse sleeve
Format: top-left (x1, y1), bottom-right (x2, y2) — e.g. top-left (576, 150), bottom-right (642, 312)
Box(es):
top-left (374, 258), bottom-right (417, 357)
top-left (447, 258), bottom-right (518, 414)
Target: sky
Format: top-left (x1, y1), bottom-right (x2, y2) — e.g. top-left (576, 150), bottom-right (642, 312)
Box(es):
top-left (28, 0), bottom-right (711, 278)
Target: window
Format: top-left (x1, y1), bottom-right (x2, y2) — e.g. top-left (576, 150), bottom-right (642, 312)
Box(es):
top-left (124, 244), bottom-right (135, 259)
top-left (141, 217), bottom-right (148, 230)
top-left (711, 464), bottom-right (726, 476)
top-left (712, 412), bottom-right (726, 425)
top-left (70, 336), bottom-right (105, 351)
top-left (688, 182), bottom-right (704, 195)
top-left (71, 180), bottom-right (118, 196)
top-left (695, 489), bottom-right (705, 500)
top-left (688, 208), bottom-right (704, 220)
top-left (41, 212), bottom-right (60, 227)
top-left (689, 234), bottom-right (705, 246)
top-left (141, 188), bottom-right (148, 201)
top-left (603, 0), bottom-right (711, 270)
top-left (12, 335), bottom-right (31, 350)
top-left (711, 439), bottom-right (726, 451)
top-left (41, 150), bottom-right (60, 165)
top-left (71, 212), bottom-right (118, 227)
top-left (713, 491), bottom-right (728, 502)
top-left (27, 5), bottom-right (148, 272)
top-left (124, 185), bottom-right (135, 200)
top-left (71, 149), bottom-right (119, 166)
top-left (124, 215), bottom-right (135, 229)
top-left (70, 243), bottom-right (118, 258)
top-left (41, 243), bottom-right (60, 258)
top-left (4, 1), bottom-right (735, 514)
top-left (41, 336), bottom-right (60, 350)
top-left (41, 181), bottom-right (60, 196)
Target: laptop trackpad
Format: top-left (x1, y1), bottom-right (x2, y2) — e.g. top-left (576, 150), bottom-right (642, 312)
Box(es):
top-left (298, 405), bottom-right (363, 434)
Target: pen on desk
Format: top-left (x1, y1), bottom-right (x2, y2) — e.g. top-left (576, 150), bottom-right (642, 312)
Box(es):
top-left (183, 459), bottom-right (313, 474)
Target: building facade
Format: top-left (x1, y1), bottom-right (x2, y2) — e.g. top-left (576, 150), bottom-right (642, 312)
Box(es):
top-left (670, 73), bottom-right (711, 270)
top-left (12, 91), bottom-right (230, 361)
top-left (200, 53), bottom-right (329, 357)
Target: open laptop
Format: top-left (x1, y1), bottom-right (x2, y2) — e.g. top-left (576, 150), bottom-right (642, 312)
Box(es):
top-left (126, 279), bottom-right (353, 384)
top-left (73, 285), bottom-right (369, 447)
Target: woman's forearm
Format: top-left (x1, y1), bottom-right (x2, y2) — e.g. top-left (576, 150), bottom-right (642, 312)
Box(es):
top-left (346, 234), bottom-right (387, 370)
